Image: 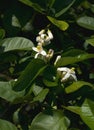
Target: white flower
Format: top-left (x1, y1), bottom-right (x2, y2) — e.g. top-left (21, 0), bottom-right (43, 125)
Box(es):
top-left (36, 29), bottom-right (53, 46)
top-left (57, 67), bottom-right (77, 82)
top-left (32, 45), bottom-right (47, 59)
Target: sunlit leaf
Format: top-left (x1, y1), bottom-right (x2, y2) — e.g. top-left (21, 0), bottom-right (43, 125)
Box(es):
top-left (63, 106), bottom-right (80, 115)
top-left (47, 16), bottom-right (69, 31)
top-left (30, 110), bottom-right (70, 130)
top-left (55, 0), bottom-right (76, 17)
top-left (19, 0), bottom-right (45, 14)
top-left (56, 53), bottom-right (94, 66)
top-left (65, 81), bottom-right (94, 94)
top-left (77, 16), bottom-right (94, 30)
top-left (0, 37), bottom-right (34, 52)
top-left (64, 99), bottom-right (94, 130)
top-left (0, 119), bottom-right (17, 130)
top-left (80, 99), bottom-right (94, 130)
top-left (13, 59), bottom-right (46, 91)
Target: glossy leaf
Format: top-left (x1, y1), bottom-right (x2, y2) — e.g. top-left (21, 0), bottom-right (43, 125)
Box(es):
top-left (19, 0), bottom-right (45, 14)
top-left (13, 59), bottom-right (46, 91)
top-left (0, 37), bottom-right (34, 52)
top-left (0, 119), bottom-right (17, 130)
top-left (56, 53), bottom-right (94, 67)
top-left (0, 81), bottom-right (24, 102)
top-left (30, 110), bottom-right (70, 130)
top-left (63, 105), bottom-right (80, 115)
top-left (65, 81), bottom-right (94, 94)
top-left (64, 99), bottom-right (94, 130)
top-left (77, 16), bottom-right (94, 30)
top-left (80, 99), bottom-right (94, 130)
top-left (55, 0), bottom-right (76, 17)
top-left (47, 16), bottom-right (69, 31)
top-left (86, 38), bottom-right (94, 47)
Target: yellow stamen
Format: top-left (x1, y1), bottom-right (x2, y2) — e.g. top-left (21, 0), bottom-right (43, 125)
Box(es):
top-left (37, 45), bottom-right (42, 51)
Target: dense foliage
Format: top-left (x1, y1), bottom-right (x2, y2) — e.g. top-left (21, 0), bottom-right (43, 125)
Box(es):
top-left (0, 0), bottom-right (94, 130)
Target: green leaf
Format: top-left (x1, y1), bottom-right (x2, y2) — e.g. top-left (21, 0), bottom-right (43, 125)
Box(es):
top-left (55, 0), bottom-right (76, 17)
top-left (63, 106), bottom-right (80, 115)
top-left (65, 81), bottom-right (94, 94)
top-left (64, 99), bottom-right (94, 130)
top-left (47, 16), bottom-right (69, 31)
top-left (69, 128), bottom-right (80, 130)
top-left (43, 79), bottom-right (58, 87)
top-left (43, 66), bottom-right (57, 87)
top-left (80, 99), bottom-right (94, 130)
top-left (62, 49), bottom-right (86, 57)
top-left (56, 53), bottom-right (94, 66)
top-left (91, 4), bottom-right (94, 13)
top-left (0, 37), bottom-right (34, 52)
top-left (86, 38), bottom-right (94, 47)
top-left (33, 88), bottom-right (49, 102)
top-left (0, 29), bottom-right (5, 39)
top-left (12, 15), bottom-right (21, 28)
top-left (19, 0), bottom-right (45, 14)
top-left (0, 119), bottom-right (17, 130)
top-left (77, 16), bottom-right (94, 30)
top-left (47, 0), bottom-right (56, 8)
top-left (32, 84), bottom-right (43, 96)
top-left (13, 59), bottom-right (46, 91)
top-left (0, 81), bottom-right (24, 102)
top-left (30, 110), bottom-right (70, 130)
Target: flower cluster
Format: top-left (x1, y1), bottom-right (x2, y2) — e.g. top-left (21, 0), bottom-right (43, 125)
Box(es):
top-left (32, 29), bottom-right (77, 82)
top-left (36, 29), bottom-right (53, 46)
top-left (32, 29), bottom-right (54, 60)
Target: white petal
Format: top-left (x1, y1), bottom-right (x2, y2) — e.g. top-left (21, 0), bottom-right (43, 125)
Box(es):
top-left (34, 53), bottom-right (39, 59)
top-left (45, 36), bottom-right (51, 42)
top-left (32, 47), bottom-right (39, 52)
top-left (41, 50), bottom-right (47, 56)
top-left (70, 74), bottom-right (77, 81)
top-left (47, 29), bottom-right (53, 39)
top-left (39, 29), bottom-right (45, 35)
top-left (61, 73), bottom-right (70, 82)
top-left (57, 67), bottom-right (70, 72)
top-left (40, 34), bottom-right (47, 39)
top-left (36, 36), bottom-right (41, 42)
